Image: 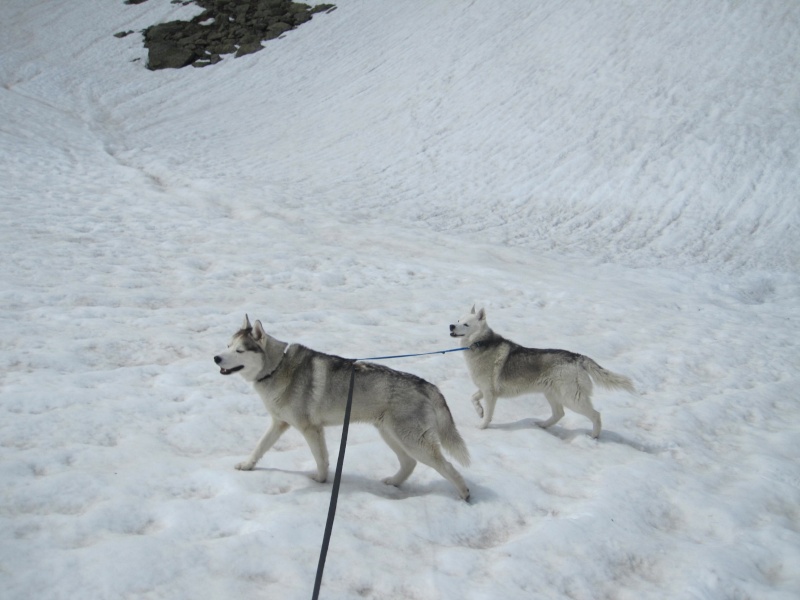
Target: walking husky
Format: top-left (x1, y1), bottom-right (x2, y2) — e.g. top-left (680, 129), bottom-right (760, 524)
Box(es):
top-left (449, 306), bottom-right (635, 438)
top-left (214, 316), bottom-right (471, 500)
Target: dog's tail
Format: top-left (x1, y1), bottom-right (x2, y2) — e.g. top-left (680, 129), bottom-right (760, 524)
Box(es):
top-left (580, 356), bottom-right (636, 394)
top-left (431, 389), bottom-right (471, 467)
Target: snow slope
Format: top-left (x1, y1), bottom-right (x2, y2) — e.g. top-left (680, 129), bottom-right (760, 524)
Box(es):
top-left (1, 1), bottom-right (799, 599)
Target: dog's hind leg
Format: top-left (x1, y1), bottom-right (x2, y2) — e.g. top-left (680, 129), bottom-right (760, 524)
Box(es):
top-left (236, 419), bottom-right (290, 471)
top-left (378, 428), bottom-right (417, 487)
top-left (471, 390), bottom-right (484, 418)
top-left (300, 425), bottom-right (330, 483)
top-left (562, 374), bottom-right (602, 438)
top-left (387, 425), bottom-right (469, 501)
top-left (583, 408), bottom-right (602, 439)
top-left (570, 395), bottom-right (602, 438)
top-left (412, 442), bottom-right (470, 501)
top-left (536, 391), bottom-right (565, 430)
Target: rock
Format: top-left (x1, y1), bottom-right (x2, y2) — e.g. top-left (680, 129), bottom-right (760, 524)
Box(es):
top-left (144, 21), bottom-right (185, 43)
top-left (267, 21), bottom-right (292, 37)
top-left (235, 42), bottom-right (264, 57)
top-left (192, 53), bottom-right (223, 67)
top-left (130, 0), bottom-right (336, 70)
top-left (146, 42), bottom-right (196, 70)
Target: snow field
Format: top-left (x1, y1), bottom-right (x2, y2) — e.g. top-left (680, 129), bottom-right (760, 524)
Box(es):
top-left (1, 0), bottom-right (799, 598)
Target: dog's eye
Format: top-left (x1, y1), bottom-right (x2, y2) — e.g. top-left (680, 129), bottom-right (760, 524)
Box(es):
top-left (236, 349), bottom-right (244, 354)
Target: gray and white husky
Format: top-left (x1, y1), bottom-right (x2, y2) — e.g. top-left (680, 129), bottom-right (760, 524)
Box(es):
top-left (449, 306), bottom-right (635, 438)
top-left (214, 316), bottom-right (471, 500)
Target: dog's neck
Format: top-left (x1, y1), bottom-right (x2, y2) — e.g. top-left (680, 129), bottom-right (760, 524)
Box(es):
top-left (256, 340), bottom-right (291, 382)
top-left (467, 327), bottom-right (499, 350)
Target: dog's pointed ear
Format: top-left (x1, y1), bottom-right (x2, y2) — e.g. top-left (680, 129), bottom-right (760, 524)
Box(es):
top-left (476, 307), bottom-right (486, 321)
top-left (242, 314), bottom-right (252, 331)
top-left (253, 320), bottom-right (266, 341)
top-left (470, 304), bottom-right (476, 314)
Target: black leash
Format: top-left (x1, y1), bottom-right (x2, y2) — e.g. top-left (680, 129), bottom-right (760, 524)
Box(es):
top-left (311, 362), bottom-right (356, 600)
top-left (310, 346), bottom-right (468, 600)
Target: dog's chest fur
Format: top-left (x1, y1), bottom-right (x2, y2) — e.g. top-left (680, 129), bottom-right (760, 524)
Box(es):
top-left (464, 334), bottom-right (509, 385)
top-left (253, 375), bottom-right (293, 415)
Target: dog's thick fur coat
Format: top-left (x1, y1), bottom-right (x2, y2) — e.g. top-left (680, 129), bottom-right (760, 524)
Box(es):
top-left (214, 316), bottom-right (471, 500)
top-left (450, 306), bottom-right (635, 438)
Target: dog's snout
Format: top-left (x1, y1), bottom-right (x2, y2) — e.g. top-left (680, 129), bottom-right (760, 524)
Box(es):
top-left (214, 355), bottom-right (222, 364)
top-left (449, 324), bottom-right (456, 331)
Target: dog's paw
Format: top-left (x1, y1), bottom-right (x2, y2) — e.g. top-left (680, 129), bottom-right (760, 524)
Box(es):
top-left (382, 476), bottom-right (401, 487)
top-left (235, 461), bottom-right (255, 471)
top-left (478, 421), bottom-right (490, 430)
top-left (311, 473), bottom-right (328, 483)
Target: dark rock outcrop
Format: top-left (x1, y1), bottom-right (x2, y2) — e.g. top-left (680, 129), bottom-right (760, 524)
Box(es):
top-left (132, 0), bottom-right (335, 70)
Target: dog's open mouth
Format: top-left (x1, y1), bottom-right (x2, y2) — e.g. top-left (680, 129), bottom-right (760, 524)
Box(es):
top-left (450, 332), bottom-right (463, 338)
top-left (219, 365), bottom-right (244, 375)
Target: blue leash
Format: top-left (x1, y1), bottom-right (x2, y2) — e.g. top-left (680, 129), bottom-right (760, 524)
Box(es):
top-left (311, 345), bottom-right (469, 600)
top-left (356, 346), bottom-right (469, 361)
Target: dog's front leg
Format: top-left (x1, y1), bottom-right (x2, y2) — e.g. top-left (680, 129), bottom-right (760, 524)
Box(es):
top-left (471, 390), bottom-right (484, 418)
top-left (236, 419), bottom-right (290, 471)
top-left (480, 392), bottom-right (498, 429)
top-left (300, 425), bottom-right (329, 483)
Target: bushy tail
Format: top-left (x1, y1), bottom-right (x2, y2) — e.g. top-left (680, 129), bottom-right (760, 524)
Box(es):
top-left (580, 357), bottom-right (636, 394)
top-left (432, 390), bottom-right (471, 466)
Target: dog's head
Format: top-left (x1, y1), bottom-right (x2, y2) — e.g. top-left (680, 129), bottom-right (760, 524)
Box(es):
top-left (449, 305), bottom-right (487, 343)
top-left (213, 315), bottom-right (268, 380)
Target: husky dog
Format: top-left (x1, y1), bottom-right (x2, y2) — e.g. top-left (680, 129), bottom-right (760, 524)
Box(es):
top-left (214, 316), bottom-right (471, 500)
top-left (449, 306), bottom-right (635, 438)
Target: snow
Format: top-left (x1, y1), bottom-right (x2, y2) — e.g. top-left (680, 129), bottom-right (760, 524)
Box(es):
top-left (1, 0), bottom-right (799, 598)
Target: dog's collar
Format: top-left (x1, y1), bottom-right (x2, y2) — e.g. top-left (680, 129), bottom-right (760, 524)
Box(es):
top-left (256, 344), bottom-right (292, 382)
top-left (469, 340), bottom-right (489, 350)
